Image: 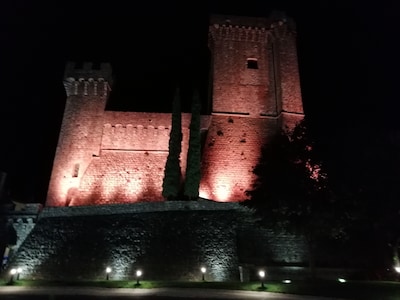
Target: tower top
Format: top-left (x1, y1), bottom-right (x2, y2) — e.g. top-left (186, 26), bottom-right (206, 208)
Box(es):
top-left (210, 12), bottom-right (296, 32)
top-left (210, 14), bottom-right (271, 29)
top-left (64, 62), bottom-right (113, 84)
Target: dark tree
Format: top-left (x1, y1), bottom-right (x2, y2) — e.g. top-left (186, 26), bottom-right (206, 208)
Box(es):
top-left (333, 128), bottom-right (400, 273)
top-left (246, 118), bottom-right (350, 277)
top-left (162, 87), bottom-right (182, 200)
top-left (184, 90), bottom-right (202, 200)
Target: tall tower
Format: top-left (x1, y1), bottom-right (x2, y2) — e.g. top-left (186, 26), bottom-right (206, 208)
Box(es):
top-left (199, 14), bottom-right (304, 202)
top-left (46, 62), bottom-right (113, 206)
top-left (209, 13), bottom-right (303, 120)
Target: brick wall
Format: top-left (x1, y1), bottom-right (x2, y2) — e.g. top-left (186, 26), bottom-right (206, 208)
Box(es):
top-left (46, 63), bottom-right (112, 207)
top-left (75, 151), bottom-right (168, 205)
top-left (209, 19), bottom-right (271, 116)
top-left (271, 22), bottom-right (304, 115)
top-left (199, 115), bottom-right (278, 201)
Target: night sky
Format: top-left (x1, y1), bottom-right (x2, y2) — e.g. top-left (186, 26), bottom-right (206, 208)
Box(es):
top-left (0, 0), bottom-right (398, 203)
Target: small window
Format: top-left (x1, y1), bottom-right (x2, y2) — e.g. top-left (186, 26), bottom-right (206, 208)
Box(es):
top-left (247, 58), bottom-right (258, 69)
top-left (72, 164), bottom-right (80, 178)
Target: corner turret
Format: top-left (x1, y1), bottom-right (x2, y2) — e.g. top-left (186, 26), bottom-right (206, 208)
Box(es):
top-left (46, 62), bottom-right (113, 207)
top-left (63, 62), bottom-right (113, 97)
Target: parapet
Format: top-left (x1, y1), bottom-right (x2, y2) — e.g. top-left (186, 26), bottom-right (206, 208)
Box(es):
top-left (210, 14), bottom-right (270, 29)
top-left (209, 12), bottom-right (296, 42)
top-left (64, 62), bottom-right (113, 84)
top-left (63, 62), bottom-right (113, 97)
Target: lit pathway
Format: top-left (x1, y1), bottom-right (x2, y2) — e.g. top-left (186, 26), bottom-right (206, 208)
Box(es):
top-left (0, 286), bottom-right (346, 299)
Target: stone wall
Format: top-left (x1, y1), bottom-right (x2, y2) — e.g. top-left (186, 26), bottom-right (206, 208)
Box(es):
top-left (199, 115), bottom-right (279, 201)
top-left (7, 202), bottom-right (251, 281)
top-left (2, 202), bottom-right (366, 281)
top-left (238, 228), bottom-right (308, 266)
top-left (209, 17), bottom-right (270, 117)
top-left (0, 203), bottom-right (42, 268)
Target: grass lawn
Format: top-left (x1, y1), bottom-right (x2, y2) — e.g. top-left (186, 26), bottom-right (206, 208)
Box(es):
top-left (1, 279), bottom-right (400, 299)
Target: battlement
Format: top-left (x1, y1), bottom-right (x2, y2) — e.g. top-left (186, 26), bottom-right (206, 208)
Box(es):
top-left (64, 62), bottom-right (113, 81)
top-left (209, 24), bottom-right (268, 43)
top-left (101, 123), bottom-right (172, 151)
top-left (63, 62), bottom-right (113, 97)
top-left (210, 14), bottom-right (271, 29)
top-left (63, 78), bottom-right (111, 97)
top-left (209, 13), bottom-right (296, 42)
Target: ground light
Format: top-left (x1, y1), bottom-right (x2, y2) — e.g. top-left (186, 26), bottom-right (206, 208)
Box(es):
top-left (258, 270), bottom-right (265, 289)
top-left (106, 267), bottom-right (112, 280)
top-left (136, 270), bottom-right (142, 285)
top-left (201, 267), bottom-right (206, 281)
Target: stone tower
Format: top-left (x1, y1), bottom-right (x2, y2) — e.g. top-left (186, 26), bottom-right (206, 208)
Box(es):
top-left (46, 63), bottom-right (113, 206)
top-left (198, 14), bottom-right (304, 201)
top-left (209, 14), bottom-right (303, 122)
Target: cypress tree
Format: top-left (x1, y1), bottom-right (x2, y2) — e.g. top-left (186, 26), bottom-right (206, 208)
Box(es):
top-left (162, 87), bottom-right (183, 200)
top-left (184, 89), bottom-right (201, 200)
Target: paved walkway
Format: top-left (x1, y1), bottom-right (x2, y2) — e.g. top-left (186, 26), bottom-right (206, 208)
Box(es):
top-left (0, 286), bottom-right (346, 299)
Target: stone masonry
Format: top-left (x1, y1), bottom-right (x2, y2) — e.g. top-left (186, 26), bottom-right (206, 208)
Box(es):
top-left (46, 13), bottom-right (304, 206)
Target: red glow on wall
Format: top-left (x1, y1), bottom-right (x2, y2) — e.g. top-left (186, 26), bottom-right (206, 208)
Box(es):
top-left (70, 151), bottom-right (167, 205)
top-left (47, 15), bottom-right (305, 207)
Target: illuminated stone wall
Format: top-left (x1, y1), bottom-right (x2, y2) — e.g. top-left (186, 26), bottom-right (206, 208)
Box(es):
top-left (46, 62), bottom-right (113, 207)
top-left (46, 13), bottom-right (304, 206)
top-left (8, 202), bottom-right (248, 281)
top-left (209, 14), bottom-right (303, 117)
top-left (199, 115), bottom-right (278, 201)
top-left (200, 15), bottom-right (304, 202)
top-left (0, 203), bottom-right (42, 269)
top-left (5, 203), bottom-right (369, 280)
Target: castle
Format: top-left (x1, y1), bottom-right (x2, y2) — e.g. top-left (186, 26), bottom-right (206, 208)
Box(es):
top-left (46, 13), bottom-right (304, 207)
top-left (1, 13), bottom-right (310, 282)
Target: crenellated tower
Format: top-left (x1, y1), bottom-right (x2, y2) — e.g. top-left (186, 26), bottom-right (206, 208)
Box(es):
top-left (198, 13), bottom-right (304, 202)
top-left (46, 12), bottom-right (305, 206)
top-left (46, 62), bottom-right (113, 206)
top-left (208, 14), bottom-right (303, 122)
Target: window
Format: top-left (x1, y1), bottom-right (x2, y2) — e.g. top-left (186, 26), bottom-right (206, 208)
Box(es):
top-left (247, 58), bottom-right (258, 69)
top-left (73, 164), bottom-right (80, 178)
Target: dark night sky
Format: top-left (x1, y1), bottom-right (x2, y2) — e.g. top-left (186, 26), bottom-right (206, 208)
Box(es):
top-left (0, 0), bottom-right (398, 202)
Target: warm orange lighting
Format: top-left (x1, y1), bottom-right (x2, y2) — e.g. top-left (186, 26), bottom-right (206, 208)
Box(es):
top-left (47, 16), bottom-right (305, 207)
top-left (215, 183), bottom-right (230, 202)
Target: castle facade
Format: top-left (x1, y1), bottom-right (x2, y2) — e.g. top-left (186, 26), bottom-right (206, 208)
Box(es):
top-left (46, 14), bottom-right (304, 206)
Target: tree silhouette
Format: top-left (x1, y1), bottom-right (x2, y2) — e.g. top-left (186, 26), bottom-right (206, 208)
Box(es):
top-left (162, 87), bottom-right (182, 200)
top-left (184, 89), bottom-right (201, 200)
top-left (246, 118), bottom-right (350, 277)
top-left (336, 128), bottom-right (400, 273)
